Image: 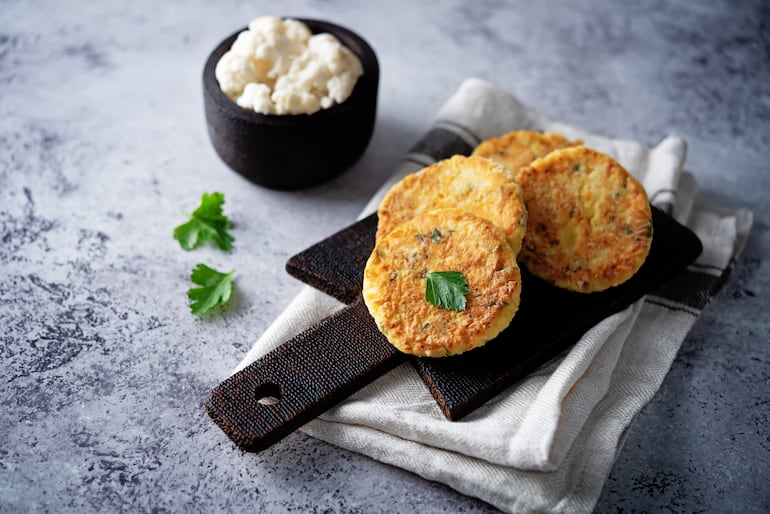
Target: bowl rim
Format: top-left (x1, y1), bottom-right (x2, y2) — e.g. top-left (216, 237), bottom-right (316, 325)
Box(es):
top-left (203, 17), bottom-right (379, 126)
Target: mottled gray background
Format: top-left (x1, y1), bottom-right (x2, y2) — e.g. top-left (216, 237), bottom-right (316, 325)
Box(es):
top-left (1, 0), bottom-right (768, 512)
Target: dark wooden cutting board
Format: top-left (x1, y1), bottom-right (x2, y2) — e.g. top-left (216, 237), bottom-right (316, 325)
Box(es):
top-left (207, 206), bottom-right (702, 452)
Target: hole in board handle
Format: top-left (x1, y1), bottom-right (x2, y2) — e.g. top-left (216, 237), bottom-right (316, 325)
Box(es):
top-left (255, 382), bottom-right (282, 406)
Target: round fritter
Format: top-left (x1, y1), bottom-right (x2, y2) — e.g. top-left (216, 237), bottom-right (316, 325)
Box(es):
top-left (363, 208), bottom-right (522, 357)
top-left (376, 155), bottom-right (528, 254)
top-left (472, 130), bottom-right (581, 175)
top-left (514, 146), bottom-right (653, 293)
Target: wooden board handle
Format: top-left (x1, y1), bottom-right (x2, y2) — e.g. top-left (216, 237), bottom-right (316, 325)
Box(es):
top-left (206, 299), bottom-right (406, 452)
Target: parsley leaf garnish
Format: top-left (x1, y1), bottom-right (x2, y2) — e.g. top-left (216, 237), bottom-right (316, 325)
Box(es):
top-left (174, 192), bottom-right (234, 252)
top-left (425, 271), bottom-right (468, 311)
top-left (187, 263), bottom-right (235, 315)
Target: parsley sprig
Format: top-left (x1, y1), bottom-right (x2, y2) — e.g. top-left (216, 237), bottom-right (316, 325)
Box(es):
top-left (174, 192), bottom-right (234, 252)
top-left (187, 264), bottom-right (235, 315)
top-left (425, 271), bottom-right (468, 311)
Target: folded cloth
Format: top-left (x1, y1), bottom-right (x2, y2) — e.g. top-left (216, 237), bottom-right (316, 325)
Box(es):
top-left (234, 78), bottom-right (753, 513)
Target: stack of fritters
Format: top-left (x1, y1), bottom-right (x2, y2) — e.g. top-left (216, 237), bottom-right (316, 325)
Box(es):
top-left (364, 131), bottom-right (653, 357)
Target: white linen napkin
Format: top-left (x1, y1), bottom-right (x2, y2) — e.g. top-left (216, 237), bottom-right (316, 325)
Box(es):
top-left (234, 78), bottom-right (752, 513)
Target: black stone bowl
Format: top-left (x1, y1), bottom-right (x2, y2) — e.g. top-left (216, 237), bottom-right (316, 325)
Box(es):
top-left (203, 19), bottom-right (379, 190)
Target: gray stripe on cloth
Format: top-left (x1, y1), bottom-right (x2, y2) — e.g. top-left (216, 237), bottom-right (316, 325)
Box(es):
top-left (408, 126), bottom-right (475, 160)
top-left (651, 268), bottom-right (722, 311)
top-left (433, 118), bottom-right (483, 148)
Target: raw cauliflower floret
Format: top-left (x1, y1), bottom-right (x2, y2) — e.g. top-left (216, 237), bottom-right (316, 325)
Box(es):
top-left (214, 16), bottom-right (363, 115)
top-left (214, 50), bottom-right (259, 99)
top-left (272, 90), bottom-right (321, 115)
top-left (249, 17), bottom-right (309, 85)
top-left (236, 82), bottom-right (275, 114)
top-left (272, 53), bottom-right (328, 113)
top-left (270, 33), bottom-right (364, 114)
top-left (305, 33), bottom-right (364, 105)
top-left (249, 16), bottom-right (312, 44)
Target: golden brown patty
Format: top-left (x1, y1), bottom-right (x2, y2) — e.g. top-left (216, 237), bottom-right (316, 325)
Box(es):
top-left (514, 146), bottom-right (653, 293)
top-left (363, 208), bottom-right (521, 357)
top-left (472, 130), bottom-right (581, 175)
top-left (376, 155), bottom-right (528, 254)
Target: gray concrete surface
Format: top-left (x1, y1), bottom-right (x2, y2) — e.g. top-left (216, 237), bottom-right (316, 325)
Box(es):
top-left (1, 0), bottom-right (767, 512)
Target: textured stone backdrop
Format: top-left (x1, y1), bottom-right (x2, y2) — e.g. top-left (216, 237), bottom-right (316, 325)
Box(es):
top-left (1, 0), bottom-right (768, 512)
